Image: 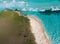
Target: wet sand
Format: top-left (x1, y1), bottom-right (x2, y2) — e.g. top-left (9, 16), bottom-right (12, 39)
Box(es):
top-left (28, 16), bottom-right (51, 44)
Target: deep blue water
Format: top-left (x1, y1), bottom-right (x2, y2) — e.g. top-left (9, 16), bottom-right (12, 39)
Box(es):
top-left (0, 0), bottom-right (60, 44)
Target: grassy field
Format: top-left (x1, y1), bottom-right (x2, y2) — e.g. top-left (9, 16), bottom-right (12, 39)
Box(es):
top-left (0, 10), bottom-right (36, 44)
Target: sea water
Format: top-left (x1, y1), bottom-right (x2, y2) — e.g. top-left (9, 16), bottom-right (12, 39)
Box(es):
top-left (0, 0), bottom-right (60, 44)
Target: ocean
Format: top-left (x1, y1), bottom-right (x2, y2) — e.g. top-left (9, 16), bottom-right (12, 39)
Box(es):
top-left (0, 0), bottom-right (60, 44)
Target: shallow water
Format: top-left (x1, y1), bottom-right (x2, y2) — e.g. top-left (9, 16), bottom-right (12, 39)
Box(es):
top-left (0, 0), bottom-right (60, 44)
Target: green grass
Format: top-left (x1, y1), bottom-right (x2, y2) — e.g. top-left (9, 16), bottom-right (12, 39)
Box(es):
top-left (0, 10), bottom-right (36, 44)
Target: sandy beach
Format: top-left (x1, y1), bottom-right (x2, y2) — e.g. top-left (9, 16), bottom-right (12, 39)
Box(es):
top-left (5, 10), bottom-right (51, 44)
top-left (15, 11), bottom-right (22, 16)
top-left (28, 16), bottom-right (50, 44)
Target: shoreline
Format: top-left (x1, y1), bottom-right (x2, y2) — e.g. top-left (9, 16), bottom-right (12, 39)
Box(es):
top-left (1, 9), bottom-right (51, 44)
top-left (27, 16), bottom-right (51, 44)
top-left (4, 9), bottom-right (51, 44)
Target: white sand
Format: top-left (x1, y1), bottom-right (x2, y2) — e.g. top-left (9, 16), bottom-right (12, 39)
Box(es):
top-left (28, 16), bottom-right (50, 44)
top-left (15, 11), bottom-right (22, 16)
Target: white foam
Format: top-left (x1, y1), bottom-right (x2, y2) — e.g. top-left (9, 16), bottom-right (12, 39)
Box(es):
top-left (51, 6), bottom-right (60, 11)
top-left (32, 8), bottom-right (38, 11)
top-left (28, 8), bottom-right (38, 11)
top-left (12, 0), bottom-right (16, 3)
top-left (22, 8), bottom-right (39, 12)
top-left (16, 1), bottom-right (28, 7)
top-left (2, 1), bottom-right (10, 4)
top-left (17, 1), bottom-right (26, 4)
top-left (39, 9), bottom-right (45, 12)
top-left (22, 8), bottom-right (27, 11)
top-left (1, 1), bottom-right (39, 12)
top-left (28, 8), bottom-right (33, 11)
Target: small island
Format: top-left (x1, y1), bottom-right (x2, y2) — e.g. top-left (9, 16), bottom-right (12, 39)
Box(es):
top-left (0, 9), bottom-right (51, 44)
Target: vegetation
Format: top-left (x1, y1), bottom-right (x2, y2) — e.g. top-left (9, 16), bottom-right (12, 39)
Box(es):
top-left (0, 10), bottom-right (36, 44)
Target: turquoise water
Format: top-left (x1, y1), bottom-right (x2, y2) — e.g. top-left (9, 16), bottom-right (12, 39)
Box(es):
top-left (26, 12), bottom-right (60, 44)
top-left (0, 0), bottom-right (60, 44)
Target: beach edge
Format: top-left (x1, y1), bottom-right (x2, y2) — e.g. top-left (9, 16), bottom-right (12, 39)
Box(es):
top-left (27, 16), bottom-right (51, 44)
